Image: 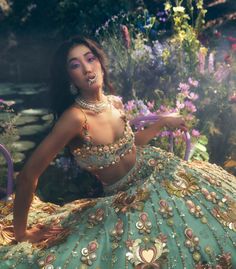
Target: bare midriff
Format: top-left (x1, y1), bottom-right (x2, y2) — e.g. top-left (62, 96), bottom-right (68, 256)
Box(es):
top-left (92, 145), bottom-right (137, 186)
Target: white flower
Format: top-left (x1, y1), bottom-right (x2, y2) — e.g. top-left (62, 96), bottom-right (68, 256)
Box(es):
top-left (173, 6), bottom-right (185, 13)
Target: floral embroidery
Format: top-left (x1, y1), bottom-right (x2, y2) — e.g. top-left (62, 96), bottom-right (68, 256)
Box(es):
top-left (147, 158), bottom-right (157, 166)
top-left (186, 200), bottom-right (204, 218)
top-left (81, 240), bottom-right (99, 266)
top-left (38, 252), bottom-right (56, 269)
top-left (195, 252), bottom-right (233, 269)
top-left (87, 208), bottom-right (105, 227)
top-left (201, 188), bottom-right (218, 203)
top-left (112, 188), bottom-right (150, 213)
top-left (163, 171), bottom-right (199, 197)
top-left (126, 235), bottom-right (168, 268)
top-left (158, 199), bottom-right (174, 226)
top-left (211, 199), bottom-right (236, 232)
top-left (136, 212), bottom-right (152, 234)
top-left (159, 199), bottom-right (173, 218)
top-left (185, 200), bottom-right (207, 224)
top-left (110, 218), bottom-right (124, 243)
top-left (184, 228), bottom-right (201, 262)
top-left (0, 222), bottom-right (16, 246)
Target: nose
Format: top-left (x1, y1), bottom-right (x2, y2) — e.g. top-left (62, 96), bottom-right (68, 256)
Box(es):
top-left (82, 62), bottom-right (92, 75)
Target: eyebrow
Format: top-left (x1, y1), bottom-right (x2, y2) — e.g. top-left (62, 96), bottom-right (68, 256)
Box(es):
top-left (67, 51), bottom-right (94, 63)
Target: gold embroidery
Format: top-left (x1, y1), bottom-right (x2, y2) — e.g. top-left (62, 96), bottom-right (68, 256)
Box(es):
top-left (136, 212), bottom-right (152, 234)
top-left (0, 222), bottom-right (16, 246)
top-left (80, 240), bottom-right (99, 266)
top-left (212, 199), bottom-right (236, 232)
top-left (112, 188), bottom-right (150, 213)
top-left (163, 171), bottom-right (199, 197)
top-left (126, 235), bottom-right (168, 268)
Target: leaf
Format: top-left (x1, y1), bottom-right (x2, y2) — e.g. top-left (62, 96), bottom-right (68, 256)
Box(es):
top-left (194, 143), bottom-right (207, 152)
top-left (198, 136), bottom-right (208, 145)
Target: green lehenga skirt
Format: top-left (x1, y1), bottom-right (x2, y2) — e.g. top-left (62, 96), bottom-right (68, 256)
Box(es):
top-left (0, 145), bottom-right (236, 269)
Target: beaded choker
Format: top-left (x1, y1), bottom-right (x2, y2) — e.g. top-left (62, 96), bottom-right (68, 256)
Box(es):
top-left (75, 95), bottom-right (110, 114)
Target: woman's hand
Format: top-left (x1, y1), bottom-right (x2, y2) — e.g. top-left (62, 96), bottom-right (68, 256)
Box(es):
top-left (158, 113), bottom-right (187, 131)
top-left (17, 223), bottom-right (65, 244)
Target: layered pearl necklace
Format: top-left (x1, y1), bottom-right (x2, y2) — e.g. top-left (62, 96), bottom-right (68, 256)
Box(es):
top-left (75, 95), bottom-right (111, 114)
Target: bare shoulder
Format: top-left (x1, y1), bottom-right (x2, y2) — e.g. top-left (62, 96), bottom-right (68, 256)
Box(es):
top-left (52, 105), bottom-right (85, 134)
top-left (108, 95), bottom-right (124, 110)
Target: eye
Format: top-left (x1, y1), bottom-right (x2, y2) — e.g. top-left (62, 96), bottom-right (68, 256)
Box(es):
top-left (69, 62), bottom-right (81, 70)
top-left (87, 55), bottom-right (96, 62)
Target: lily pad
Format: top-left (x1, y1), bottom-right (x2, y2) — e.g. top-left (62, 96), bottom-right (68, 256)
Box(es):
top-left (21, 108), bottom-right (49, 116)
top-left (18, 87), bottom-right (47, 95)
top-left (0, 87), bottom-right (17, 95)
top-left (42, 114), bottom-right (54, 121)
top-left (15, 115), bottom-right (39, 126)
top-left (12, 141), bottom-right (35, 151)
top-left (18, 124), bottom-right (46, 136)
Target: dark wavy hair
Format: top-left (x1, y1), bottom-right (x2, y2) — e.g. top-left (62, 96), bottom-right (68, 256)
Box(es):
top-left (49, 36), bottom-right (115, 122)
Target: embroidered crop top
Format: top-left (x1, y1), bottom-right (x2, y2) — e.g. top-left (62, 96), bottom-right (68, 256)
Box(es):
top-left (71, 96), bottom-right (135, 171)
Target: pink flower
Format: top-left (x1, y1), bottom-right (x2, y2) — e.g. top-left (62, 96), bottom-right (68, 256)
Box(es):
top-left (229, 92), bottom-right (236, 103)
top-left (147, 100), bottom-right (155, 110)
top-left (208, 53), bottom-right (215, 73)
top-left (192, 129), bottom-right (200, 137)
top-left (120, 25), bottom-right (131, 49)
top-left (188, 92), bottom-right (199, 100)
top-left (214, 64), bottom-right (231, 83)
top-left (178, 82), bottom-right (190, 91)
top-left (188, 78), bottom-right (199, 87)
top-left (185, 114), bottom-right (194, 121)
top-left (232, 43), bottom-right (236, 52)
top-left (176, 100), bottom-right (185, 110)
top-left (227, 36), bottom-right (236, 43)
top-left (173, 129), bottom-right (182, 137)
top-left (198, 50), bottom-right (206, 74)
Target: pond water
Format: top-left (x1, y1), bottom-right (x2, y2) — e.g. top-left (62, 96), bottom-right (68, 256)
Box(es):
top-left (0, 83), bottom-right (54, 171)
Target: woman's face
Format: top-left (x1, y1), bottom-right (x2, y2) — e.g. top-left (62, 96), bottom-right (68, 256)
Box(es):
top-left (66, 44), bottom-right (104, 94)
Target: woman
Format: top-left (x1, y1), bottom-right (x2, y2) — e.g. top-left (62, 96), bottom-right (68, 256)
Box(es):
top-left (0, 36), bottom-right (235, 269)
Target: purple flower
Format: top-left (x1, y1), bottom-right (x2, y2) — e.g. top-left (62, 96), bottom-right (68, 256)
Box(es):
top-left (192, 129), bottom-right (200, 137)
top-left (160, 130), bottom-right (171, 137)
top-left (184, 100), bottom-right (197, 112)
top-left (157, 105), bottom-right (170, 113)
top-left (124, 100), bottom-right (135, 111)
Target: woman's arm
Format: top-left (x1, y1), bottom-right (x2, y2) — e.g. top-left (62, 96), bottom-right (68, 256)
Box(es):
top-left (13, 108), bottom-right (82, 242)
top-left (134, 119), bottom-right (165, 146)
top-left (112, 96), bottom-right (186, 146)
top-left (134, 115), bottom-right (186, 146)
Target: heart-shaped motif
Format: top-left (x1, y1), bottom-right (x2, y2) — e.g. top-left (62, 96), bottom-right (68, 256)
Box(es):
top-left (139, 247), bottom-right (157, 263)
